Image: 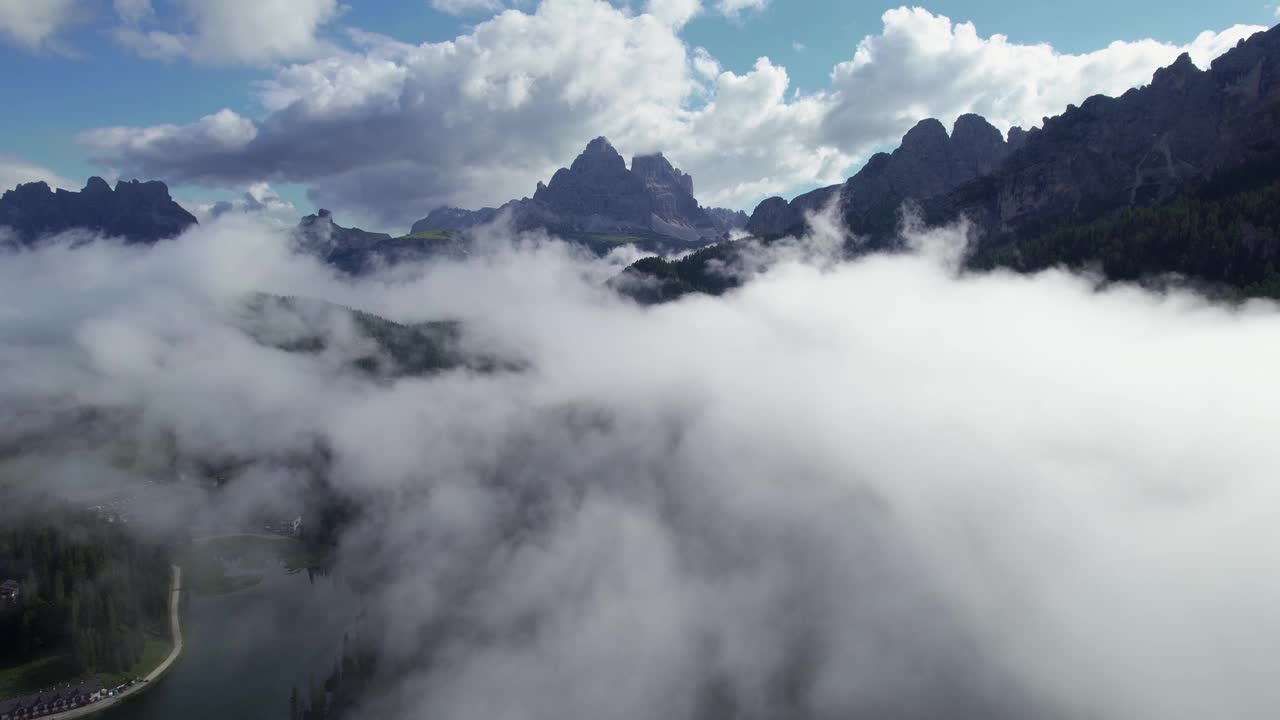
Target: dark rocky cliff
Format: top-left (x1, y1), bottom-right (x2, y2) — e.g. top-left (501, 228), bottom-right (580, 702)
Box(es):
top-left (0, 177), bottom-right (197, 244)
top-left (411, 138), bottom-right (731, 246)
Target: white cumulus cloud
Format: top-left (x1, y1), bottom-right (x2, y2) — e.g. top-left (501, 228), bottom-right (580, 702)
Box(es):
top-left (430, 0), bottom-right (506, 15)
top-left (0, 0), bottom-right (81, 50)
top-left (77, 2), bottom-right (1270, 228)
top-left (822, 7), bottom-right (1264, 146)
top-left (646, 0), bottom-right (701, 27)
top-left (113, 0), bottom-right (341, 65)
top-left (0, 156), bottom-right (76, 193)
top-left (715, 0), bottom-right (767, 16)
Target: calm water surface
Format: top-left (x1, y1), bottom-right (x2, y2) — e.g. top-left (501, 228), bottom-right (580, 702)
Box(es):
top-left (107, 562), bottom-right (357, 720)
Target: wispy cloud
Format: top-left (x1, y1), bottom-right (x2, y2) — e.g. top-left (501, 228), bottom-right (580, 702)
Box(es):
top-left (0, 155), bottom-right (75, 192)
top-left (0, 0), bottom-right (82, 52)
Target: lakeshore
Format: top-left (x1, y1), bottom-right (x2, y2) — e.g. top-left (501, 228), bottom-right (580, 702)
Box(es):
top-left (102, 544), bottom-right (356, 720)
top-left (0, 566), bottom-right (182, 720)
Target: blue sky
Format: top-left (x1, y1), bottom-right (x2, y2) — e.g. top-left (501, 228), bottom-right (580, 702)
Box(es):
top-left (683, 0), bottom-right (1277, 89)
top-left (0, 0), bottom-right (1276, 228)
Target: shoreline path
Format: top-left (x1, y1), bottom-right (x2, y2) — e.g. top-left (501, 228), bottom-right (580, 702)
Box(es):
top-left (41, 565), bottom-right (184, 720)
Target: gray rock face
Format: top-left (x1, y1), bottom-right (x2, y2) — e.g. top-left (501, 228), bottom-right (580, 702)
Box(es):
top-left (951, 113), bottom-right (1010, 177)
top-left (631, 152), bottom-right (714, 233)
top-left (618, 24), bottom-right (1280, 302)
top-left (294, 209), bottom-right (433, 274)
top-left (942, 26), bottom-right (1280, 239)
top-left (410, 206), bottom-right (498, 233)
top-left (745, 197), bottom-right (797, 236)
top-left (296, 209), bottom-right (390, 251)
top-left (296, 210), bottom-right (475, 274)
top-left (746, 113), bottom-right (1011, 238)
top-left (533, 137), bottom-right (650, 224)
top-left (745, 182), bottom-right (845, 236)
top-left (742, 26), bottom-right (1280, 245)
top-left (790, 184), bottom-right (841, 216)
top-left (0, 177), bottom-right (197, 244)
top-left (705, 207), bottom-right (749, 234)
top-left (410, 137), bottom-right (727, 246)
top-left (1005, 126), bottom-right (1032, 151)
top-left (840, 114), bottom-right (1011, 234)
top-left (528, 138), bottom-right (718, 242)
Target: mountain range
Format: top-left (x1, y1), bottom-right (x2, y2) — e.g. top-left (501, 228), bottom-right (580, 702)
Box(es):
top-left (744, 112), bottom-right (1011, 238)
top-left (290, 209), bottom-right (474, 275)
top-left (287, 139), bottom-right (752, 272)
top-left (2, 24), bottom-right (1279, 296)
top-left (620, 23), bottom-right (1280, 303)
top-left (408, 137), bottom-right (748, 245)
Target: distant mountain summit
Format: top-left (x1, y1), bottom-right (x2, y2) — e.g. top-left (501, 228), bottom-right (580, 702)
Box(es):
top-left (704, 207), bottom-right (749, 235)
top-left (296, 209), bottom-right (391, 252)
top-left (410, 207), bottom-right (498, 234)
top-left (746, 113), bottom-right (1011, 236)
top-left (411, 137), bottom-right (744, 247)
top-left (763, 26), bottom-right (1280, 247)
top-left (0, 177), bottom-right (197, 244)
top-left (952, 35), bottom-right (1280, 240)
top-left (294, 209), bottom-right (469, 274)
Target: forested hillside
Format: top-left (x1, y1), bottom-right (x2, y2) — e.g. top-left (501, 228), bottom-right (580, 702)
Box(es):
top-left (0, 507), bottom-right (170, 678)
top-left (970, 162), bottom-right (1280, 297)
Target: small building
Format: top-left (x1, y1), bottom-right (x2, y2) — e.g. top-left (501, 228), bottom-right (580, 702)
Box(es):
top-left (0, 681), bottom-right (102, 719)
top-left (0, 579), bottom-right (19, 602)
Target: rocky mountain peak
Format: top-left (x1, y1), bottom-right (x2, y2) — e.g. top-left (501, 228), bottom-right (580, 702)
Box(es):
top-left (952, 114), bottom-right (1004, 152)
top-left (745, 197), bottom-right (795, 236)
top-left (112, 179), bottom-right (174, 203)
top-left (1151, 51), bottom-right (1202, 91)
top-left (0, 176), bottom-right (196, 244)
top-left (632, 153), bottom-right (695, 196)
top-left (295, 209), bottom-right (390, 257)
top-left (705, 207), bottom-right (749, 235)
top-left (6, 181), bottom-right (52, 199)
top-left (570, 136), bottom-right (627, 174)
top-left (84, 176), bottom-right (112, 194)
top-left (951, 114), bottom-right (1009, 177)
top-left (749, 111), bottom-right (1011, 238)
top-left (899, 118), bottom-right (951, 155)
top-left (583, 136), bottom-right (616, 154)
top-left (1006, 126), bottom-right (1031, 150)
top-left (409, 206), bottom-right (498, 234)
top-left (414, 137), bottom-right (725, 246)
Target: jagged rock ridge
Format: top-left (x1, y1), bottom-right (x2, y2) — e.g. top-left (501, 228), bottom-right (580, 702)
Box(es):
top-left (704, 207), bottom-right (750, 235)
top-left (950, 35), bottom-right (1280, 239)
top-left (0, 177), bottom-right (197, 244)
top-left (746, 113), bottom-right (1011, 236)
top-left (294, 209), bottom-right (468, 274)
top-left (628, 24), bottom-right (1280, 302)
top-left (412, 138), bottom-right (743, 246)
top-left (410, 207), bottom-right (498, 234)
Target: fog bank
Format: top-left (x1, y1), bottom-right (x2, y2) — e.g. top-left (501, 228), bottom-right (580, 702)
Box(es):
top-left (2, 215), bottom-right (1279, 719)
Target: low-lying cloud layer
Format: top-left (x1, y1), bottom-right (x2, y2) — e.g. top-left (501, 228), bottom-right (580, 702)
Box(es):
top-left (3, 217), bottom-right (1280, 719)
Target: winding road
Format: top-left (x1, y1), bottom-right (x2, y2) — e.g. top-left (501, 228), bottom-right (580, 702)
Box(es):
top-left (40, 565), bottom-right (183, 720)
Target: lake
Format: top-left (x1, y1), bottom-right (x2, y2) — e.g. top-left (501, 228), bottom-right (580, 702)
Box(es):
top-left (106, 546), bottom-right (358, 720)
